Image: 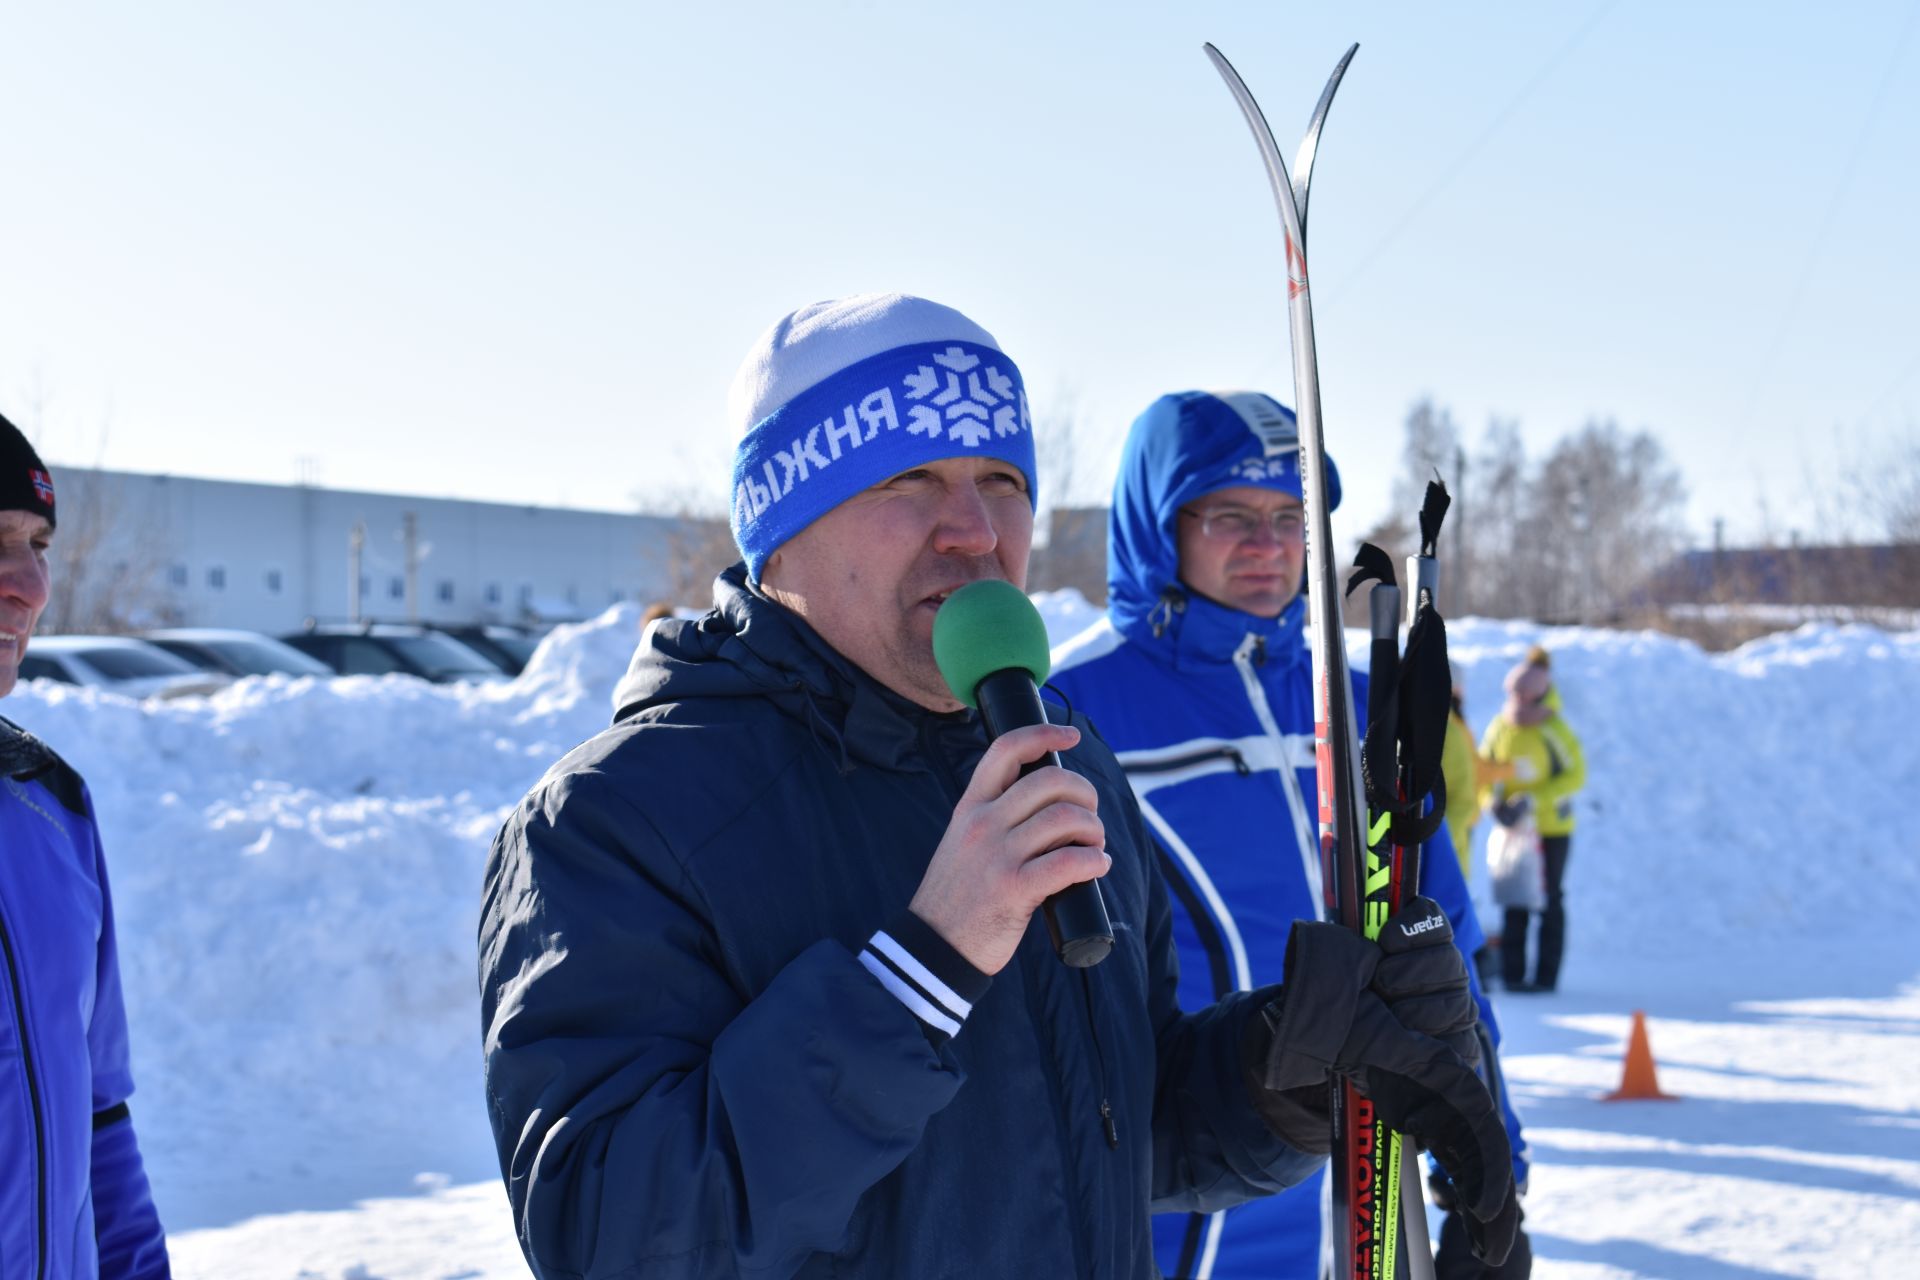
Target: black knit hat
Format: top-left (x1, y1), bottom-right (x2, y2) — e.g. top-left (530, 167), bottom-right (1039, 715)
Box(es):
top-left (0, 411), bottom-right (56, 528)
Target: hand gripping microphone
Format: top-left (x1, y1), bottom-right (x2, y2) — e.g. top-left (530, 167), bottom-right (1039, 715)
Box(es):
top-left (933, 580), bottom-right (1114, 968)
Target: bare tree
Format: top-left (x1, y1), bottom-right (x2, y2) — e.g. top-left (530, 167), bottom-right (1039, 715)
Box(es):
top-left (652, 513), bottom-right (739, 611)
top-left (1026, 390), bottom-right (1111, 603)
top-left (1889, 450), bottom-right (1920, 544)
top-left (35, 470), bottom-right (182, 633)
top-left (1814, 425), bottom-right (1920, 613)
top-left (1390, 400), bottom-right (1461, 511)
top-left (1031, 389), bottom-right (1083, 530)
top-left (1382, 399), bottom-right (1468, 615)
top-left (1387, 405), bottom-right (1688, 624)
top-left (1462, 417), bottom-right (1529, 617)
top-left (1839, 426), bottom-right (1920, 544)
top-left (624, 472), bottom-right (735, 613)
top-left (7, 392), bottom-right (183, 634)
top-left (1520, 422), bottom-right (1687, 623)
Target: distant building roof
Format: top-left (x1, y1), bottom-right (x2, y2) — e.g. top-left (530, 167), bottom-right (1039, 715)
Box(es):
top-left (1642, 544), bottom-right (1920, 608)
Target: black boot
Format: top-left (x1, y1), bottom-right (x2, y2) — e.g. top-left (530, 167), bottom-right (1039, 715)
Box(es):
top-left (1533, 907), bottom-right (1564, 992)
top-left (1533, 837), bottom-right (1571, 992)
top-left (1501, 907), bottom-right (1530, 991)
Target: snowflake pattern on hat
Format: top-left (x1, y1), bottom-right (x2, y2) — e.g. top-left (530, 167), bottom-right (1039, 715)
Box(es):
top-left (903, 347), bottom-right (1028, 447)
top-left (1230, 454), bottom-right (1296, 484)
top-left (729, 336), bottom-right (1036, 578)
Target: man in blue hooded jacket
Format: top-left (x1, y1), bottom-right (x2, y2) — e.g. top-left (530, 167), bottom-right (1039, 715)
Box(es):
top-left (0, 411), bottom-right (171, 1279)
top-left (1050, 390), bottom-right (1531, 1279)
top-left (479, 299), bottom-right (1519, 1278)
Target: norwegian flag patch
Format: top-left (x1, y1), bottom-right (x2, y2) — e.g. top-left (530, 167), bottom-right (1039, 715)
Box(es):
top-left (29, 469), bottom-right (54, 506)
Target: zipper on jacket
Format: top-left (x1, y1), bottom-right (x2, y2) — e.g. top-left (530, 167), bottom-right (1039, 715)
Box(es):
top-left (933, 713), bottom-right (1117, 1271)
top-left (1232, 634), bottom-right (1325, 916)
top-left (1124, 745), bottom-right (1250, 778)
top-left (1077, 970), bottom-right (1120, 1150)
top-left (0, 900), bottom-right (49, 1280)
top-left (924, 710), bottom-right (1119, 1152)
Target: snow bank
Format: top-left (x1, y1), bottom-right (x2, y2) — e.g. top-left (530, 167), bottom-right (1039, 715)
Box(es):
top-left (6, 605), bottom-right (645, 1227)
top-left (1446, 619), bottom-right (1920, 959)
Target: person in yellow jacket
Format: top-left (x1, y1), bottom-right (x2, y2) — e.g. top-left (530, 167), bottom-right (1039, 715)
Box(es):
top-left (1479, 646), bottom-right (1586, 993)
top-left (1443, 664), bottom-right (1514, 989)
top-left (1441, 663), bottom-right (1514, 881)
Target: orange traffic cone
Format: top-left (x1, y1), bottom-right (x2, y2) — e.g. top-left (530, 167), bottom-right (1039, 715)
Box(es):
top-left (1602, 1009), bottom-right (1677, 1101)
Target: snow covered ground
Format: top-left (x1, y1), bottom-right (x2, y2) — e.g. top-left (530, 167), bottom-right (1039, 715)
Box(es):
top-left (8, 598), bottom-right (1917, 1278)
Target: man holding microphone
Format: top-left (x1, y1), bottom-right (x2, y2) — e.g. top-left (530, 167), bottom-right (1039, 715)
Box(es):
top-left (478, 295), bottom-right (1516, 1278)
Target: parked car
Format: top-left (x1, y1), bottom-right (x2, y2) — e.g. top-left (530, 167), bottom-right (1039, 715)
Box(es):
top-left (16, 635), bottom-right (233, 698)
top-left (429, 623), bottom-right (540, 676)
top-left (145, 628), bottom-right (337, 679)
top-left (279, 623), bottom-right (510, 683)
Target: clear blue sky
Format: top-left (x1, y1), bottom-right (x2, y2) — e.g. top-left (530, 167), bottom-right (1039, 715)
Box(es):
top-left (5, 1), bottom-right (1916, 545)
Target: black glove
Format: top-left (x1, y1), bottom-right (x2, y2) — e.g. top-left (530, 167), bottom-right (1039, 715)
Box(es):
top-left (1491, 793), bottom-right (1532, 827)
top-left (1243, 897), bottom-right (1517, 1266)
top-left (1437, 1203), bottom-right (1531, 1279)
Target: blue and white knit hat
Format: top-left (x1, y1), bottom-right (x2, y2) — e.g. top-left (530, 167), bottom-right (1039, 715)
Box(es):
top-left (728, 293), bottom-right (1037, 579)
top-left (1183, 390), bottom-right (1340, 508)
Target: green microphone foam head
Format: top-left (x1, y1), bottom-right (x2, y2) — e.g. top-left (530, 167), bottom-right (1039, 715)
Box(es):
top-left (932, 579), bottom-right (1052, 709)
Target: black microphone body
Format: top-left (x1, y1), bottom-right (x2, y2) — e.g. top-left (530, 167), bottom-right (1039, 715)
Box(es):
top-left (974, 668), bottom-right (1115, 968)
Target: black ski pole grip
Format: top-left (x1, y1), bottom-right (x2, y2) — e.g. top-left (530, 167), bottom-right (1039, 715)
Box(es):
top-left (1367, 581), bottom-right (1401, 746)
top-left (975, 669), bottom-right (1115, 968)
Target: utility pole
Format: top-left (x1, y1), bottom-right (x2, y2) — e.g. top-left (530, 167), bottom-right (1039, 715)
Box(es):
top-left (348, 521), bottom-right (365, 623)
top-left (297, 459), bottom-right (319, 623)
top-left (402, 512), bottom-right (419, 623)
top-left (1452, 443), bottom-right (1468, 618)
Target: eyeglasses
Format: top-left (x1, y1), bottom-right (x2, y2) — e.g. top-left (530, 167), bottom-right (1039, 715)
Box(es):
top-left (1183, 506), bottom-right (1306, 542)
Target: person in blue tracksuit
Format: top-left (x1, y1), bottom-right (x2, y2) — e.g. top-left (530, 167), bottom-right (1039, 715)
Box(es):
top-left (1050, 391), bottom-right (1531, 1279)
top-left (479, 298), bottom-right (1518, 1278)
top-left (0, 412), bottom-right (171, 1279)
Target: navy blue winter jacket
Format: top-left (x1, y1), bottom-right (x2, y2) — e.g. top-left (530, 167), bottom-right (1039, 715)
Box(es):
top-left (0, 716), bottom-right (170, 1279)
top-left (1047, 392), bottom-right (1528, 1279)
top-left (478, 567), bottom-right (1320, 1279)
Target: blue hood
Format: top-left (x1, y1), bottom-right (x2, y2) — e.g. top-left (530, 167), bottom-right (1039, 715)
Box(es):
top-left (1106, 391), bottom-right (1340, 663)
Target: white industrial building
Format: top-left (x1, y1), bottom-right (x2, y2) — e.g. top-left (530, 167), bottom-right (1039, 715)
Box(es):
top-left (44, 466), bottom-right (730, 635)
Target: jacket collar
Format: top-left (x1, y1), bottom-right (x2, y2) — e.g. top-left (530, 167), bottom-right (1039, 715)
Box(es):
top-left (0, 714), bottom-right (56, 780)
top-left (1114, 584), bottom-right (1311, 674)
top-left (612, 564), bottom-right (982, 772)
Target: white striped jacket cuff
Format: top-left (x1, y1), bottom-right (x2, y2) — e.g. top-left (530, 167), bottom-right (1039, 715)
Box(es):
top-left (859, 911), bottom-right (992, 1046)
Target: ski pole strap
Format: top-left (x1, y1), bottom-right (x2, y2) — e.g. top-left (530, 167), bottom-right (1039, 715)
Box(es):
top-left (1417, 478), bottom-right (1451, 561)
top-left (1399, 480), bottom-right (1456, 832)
top-left (1390, 606), bottom-right (1452, 845)
top-left (1345, 543), bottom-right (1400, 816)
top-left (1345, 540), bottom-right (1451, 847)
top-left (1345, 541), bottom-right (1396, 603)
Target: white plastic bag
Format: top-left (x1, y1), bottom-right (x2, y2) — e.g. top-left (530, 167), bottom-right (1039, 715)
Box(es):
top-left (1486, 813), bottom-right (1545, 911)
